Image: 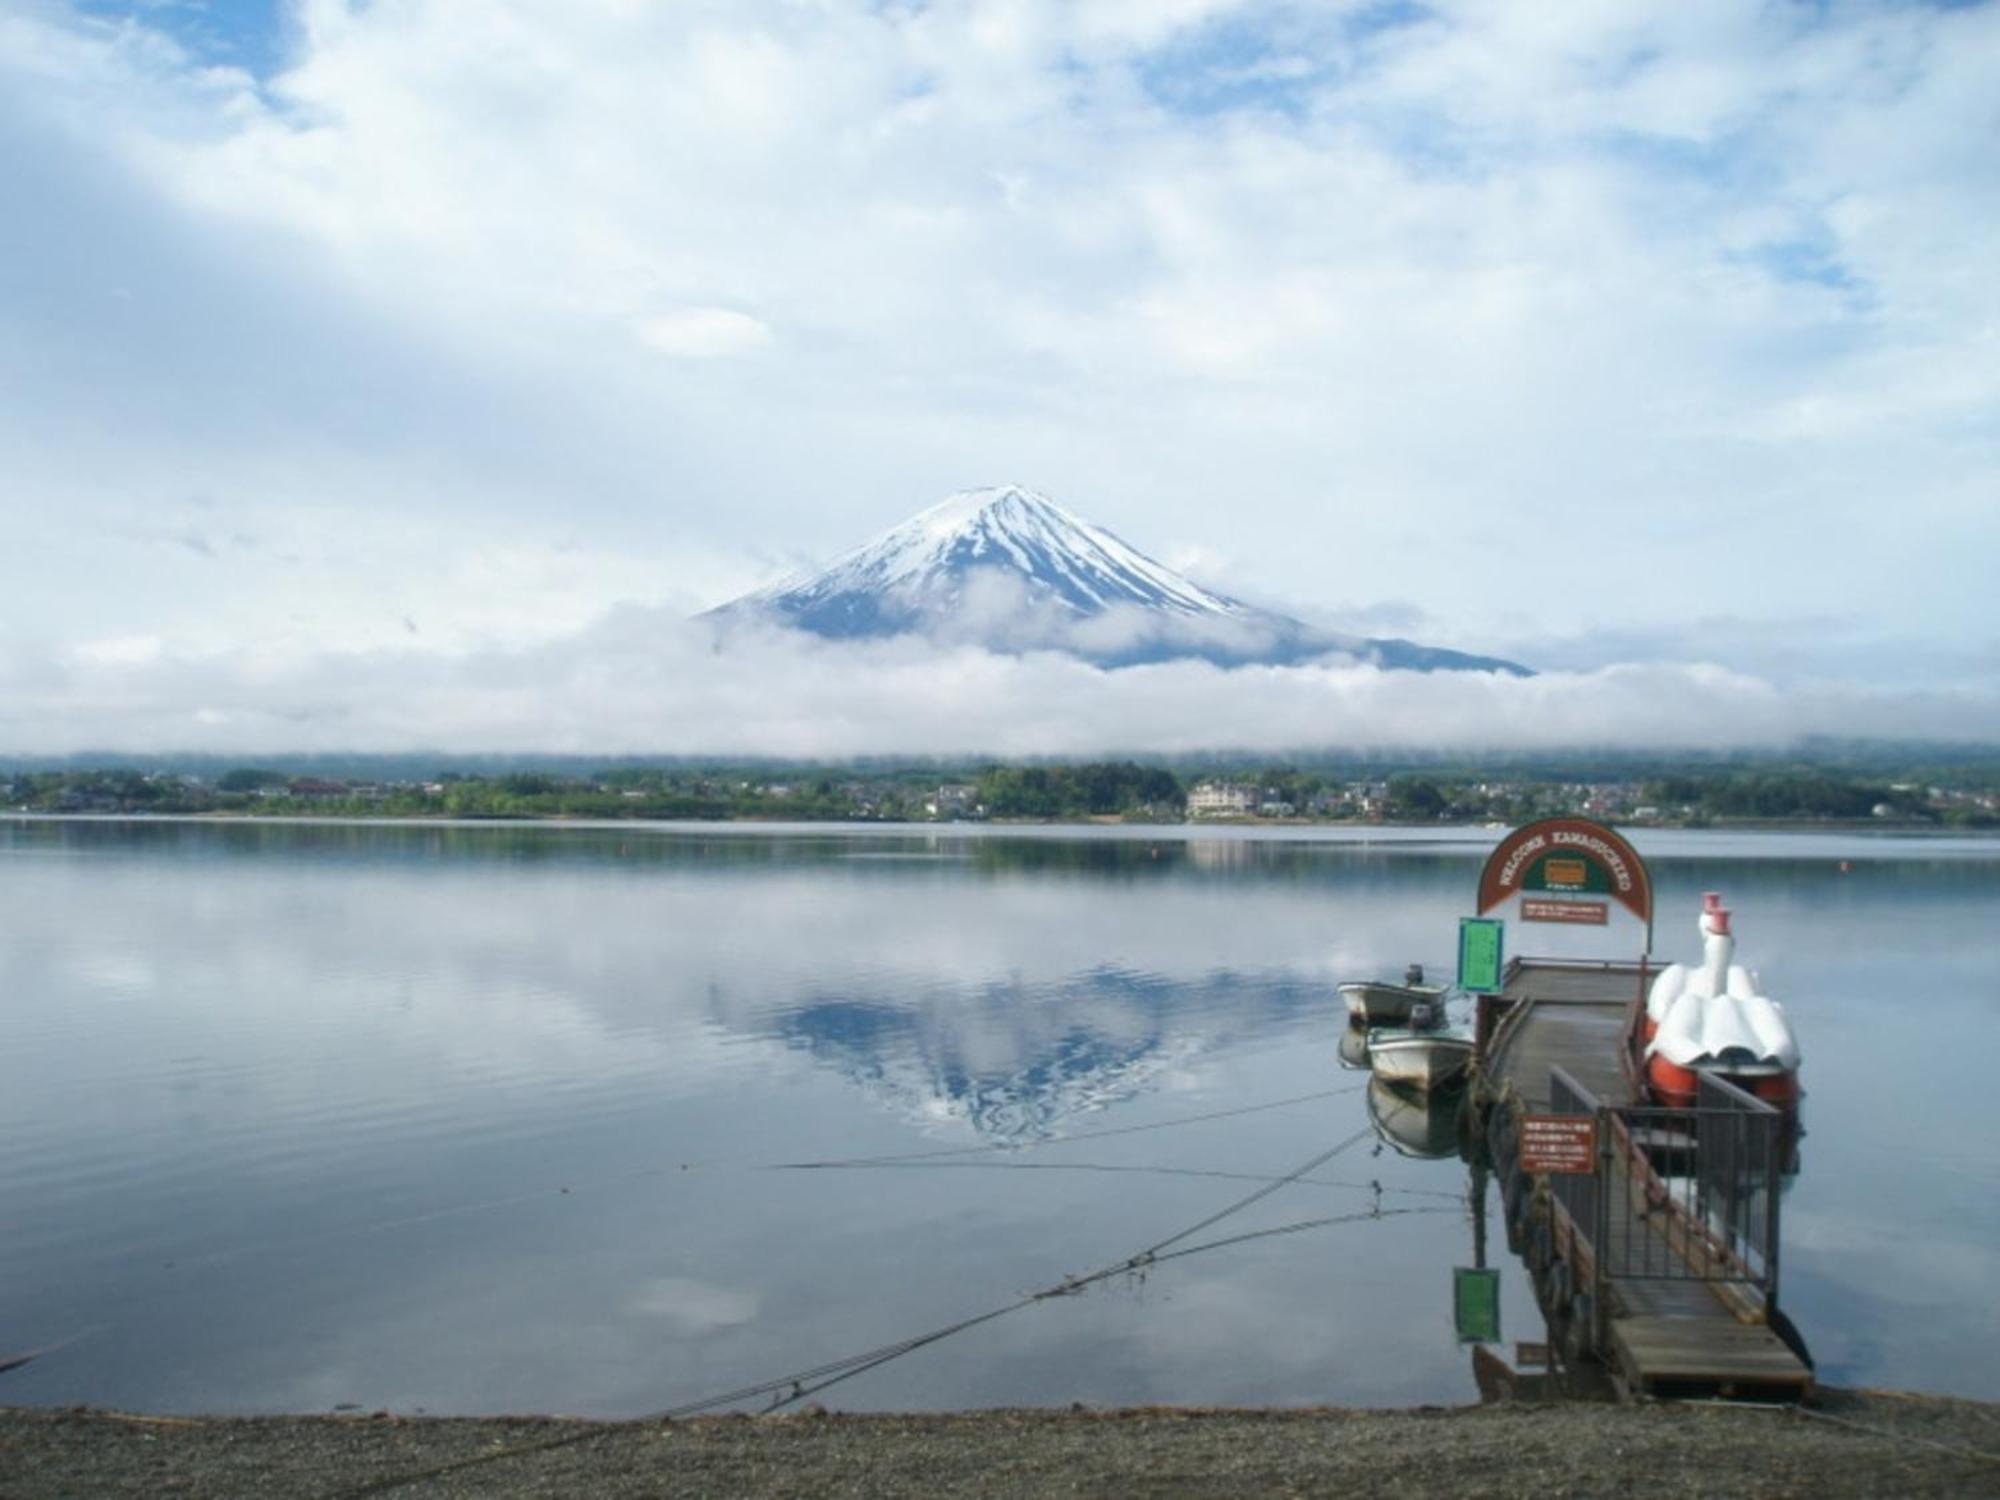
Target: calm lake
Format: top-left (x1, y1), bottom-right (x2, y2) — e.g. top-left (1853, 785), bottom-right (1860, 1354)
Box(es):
top-left (2, 817), bottom-right (1995, 1415)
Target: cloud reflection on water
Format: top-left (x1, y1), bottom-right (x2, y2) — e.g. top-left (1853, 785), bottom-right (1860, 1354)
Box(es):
top-left (0, 819), bottom-right (1995, 1413)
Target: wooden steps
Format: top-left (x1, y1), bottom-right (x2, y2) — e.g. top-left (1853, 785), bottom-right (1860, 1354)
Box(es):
top-left (1610, 1311), bottom-right (1813, 1399)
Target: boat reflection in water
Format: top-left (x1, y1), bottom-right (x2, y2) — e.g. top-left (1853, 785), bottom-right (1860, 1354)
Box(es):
top-left (1337, 1024), bottom-right (1371, 1071)
top-left (1366, 1076), bottom-right (1463, 1160)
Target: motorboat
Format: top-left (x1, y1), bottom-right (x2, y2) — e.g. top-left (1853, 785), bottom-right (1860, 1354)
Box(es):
top-left (1340, 963), bottom-right (1446, 1027)
top-left (1367, 1074), bottom-right (1462, 1158)
top-left (1368, 1025), bottom-right (1475, 1093)
top-left (1367, 997), bottom-right (1474, 1094)
top-left (1642, 893), bottom-right (1801, 1111)
top-left (1337, 1024), bottom-right (1370, 1071)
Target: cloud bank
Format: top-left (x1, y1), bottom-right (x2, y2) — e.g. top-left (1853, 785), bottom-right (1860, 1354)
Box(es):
top-left (5, 613), bottom-right (1992, 758)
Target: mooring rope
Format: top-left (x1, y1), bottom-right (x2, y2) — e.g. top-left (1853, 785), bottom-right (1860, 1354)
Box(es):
top-left (796, 1157), bottom-right (1466, 1202)
top-left (318, 1125), bottom-right (1410, 1498)
top-left (766, 1083), bottom-right (1366, 1169)
top-left (160, 1083), bottom-right (1369, 1275)
top-left (738, 1203), bottom-right (1457, 1417)
top-left (316, 1338), bottom-right (2000, 1500)
top-left (662, 1125), bottom-right (1380, 1423)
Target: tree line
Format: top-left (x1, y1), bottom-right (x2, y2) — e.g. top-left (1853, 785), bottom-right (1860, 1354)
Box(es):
top-left (4, 763), bottom-right (1992, 826)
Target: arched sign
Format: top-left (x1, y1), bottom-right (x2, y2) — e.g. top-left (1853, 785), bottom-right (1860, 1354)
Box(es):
top-left (1476, 817), bottom-right (1653, 950)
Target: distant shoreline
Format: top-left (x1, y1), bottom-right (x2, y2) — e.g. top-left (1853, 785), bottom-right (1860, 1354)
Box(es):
top-left (5, 809), bottom-right (1995, 839)
top-left (12, 759), bottom-right (1996, 829)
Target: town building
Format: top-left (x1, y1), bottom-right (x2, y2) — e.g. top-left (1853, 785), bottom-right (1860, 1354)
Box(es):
top-left (1187, 781), bottom-right (1257, 817)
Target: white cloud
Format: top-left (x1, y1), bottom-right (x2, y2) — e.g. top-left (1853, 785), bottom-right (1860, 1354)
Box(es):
top-left (71, 634), bottom-right (165, 667)
top-left (637, 307), bottom-right (773, 360)
top-left (0, 0), bottom-right (1995, 740)
top-left (2, 614), bottom-right (1992, 757)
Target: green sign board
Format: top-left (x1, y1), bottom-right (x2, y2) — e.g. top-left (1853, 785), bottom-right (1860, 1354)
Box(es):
top-left (1458, 917), bottom-right (1505, 994)
top-left (1454, 1266), bottom-right (1501, 1344)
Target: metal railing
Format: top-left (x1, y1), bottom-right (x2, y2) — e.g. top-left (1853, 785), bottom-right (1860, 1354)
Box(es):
top-left (1606, 1073), bottom-right (1782, 1298)
top-left (1543, 1065), bottom-right (1783, 1308)
top-left (1695, 1071), bottom-right (1783, 1297)
top-left (1546, 1066), bottom-right (1602, 1272)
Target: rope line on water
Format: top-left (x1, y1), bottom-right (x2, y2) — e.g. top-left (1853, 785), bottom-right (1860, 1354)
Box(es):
top-left (766, 1084), bottom-right (1366, 1169)
top-left (170, 1084), bottom-right (1367, 1273)
top-left (321, 1204), bottom-right (1464, 1500)
top-left (318, 1124), bottom-right (1402, 1498)
top-left (740, 1203), bottom-right (1459, 1417)
top-left (316, 1314), bottom-right (2000, 1500)
top-left (792, 1157), bottom-right (1466, 1202)
top-left (1143, 1203), bottom-right (1456, 1271)
top-left (663, 1125), bottom-right (1379, 1423)
top-left (1129, 1126), bottom-right (1374, 1260)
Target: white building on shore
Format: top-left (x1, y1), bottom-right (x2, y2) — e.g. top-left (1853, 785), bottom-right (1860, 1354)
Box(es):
top-left (1187, 781), bottom-right (1258, 817)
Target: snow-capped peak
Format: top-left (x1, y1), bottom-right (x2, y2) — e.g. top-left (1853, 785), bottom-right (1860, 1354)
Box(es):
top-left (706, 485), bottom-right (1532, 675)
top-left (751, 483), bottom-right (1253, 622)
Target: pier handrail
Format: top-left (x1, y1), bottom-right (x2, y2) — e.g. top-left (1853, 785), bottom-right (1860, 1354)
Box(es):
top-left (1545, 1066), bottom-right (1608, 1347)
top-left (1540, 1063), bottom-right (1783, 1315)
top-left (1511, 955), bottom-right (1645, 973)
top-left (1478, 992), bottom-right (1535, 1074)
top-left (1548, 1063), bottom-right (1601, 1107)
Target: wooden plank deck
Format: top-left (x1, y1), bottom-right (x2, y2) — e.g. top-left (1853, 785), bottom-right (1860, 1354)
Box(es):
top-left (1481, 959), bottom-right (1811, 1400)
top-left (1484, 960), bottom-right (1642, 1108)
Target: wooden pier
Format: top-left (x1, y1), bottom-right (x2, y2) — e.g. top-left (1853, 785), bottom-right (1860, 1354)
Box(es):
top-left (1469, 956), bottom-right (1813, 1401)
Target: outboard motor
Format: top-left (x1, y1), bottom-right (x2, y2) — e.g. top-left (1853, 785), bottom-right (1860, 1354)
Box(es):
top-left (1404, 963), bottom-right (1425, 988)
top-left (1408, 1001), bottom-right (1437, 1031)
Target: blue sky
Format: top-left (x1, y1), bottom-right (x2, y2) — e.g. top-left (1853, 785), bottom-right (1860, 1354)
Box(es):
top-left (76, 0), bottom-right (287, 73)
top-left (1, 0), bottom-right (1996, 754)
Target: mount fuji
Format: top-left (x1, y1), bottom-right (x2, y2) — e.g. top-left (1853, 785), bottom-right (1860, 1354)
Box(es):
top-left (706, 485), bottom-right (1529, 674)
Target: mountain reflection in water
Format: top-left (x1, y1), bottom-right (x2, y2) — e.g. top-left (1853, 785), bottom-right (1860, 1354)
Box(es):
top-left (0, 818), bottom-right (1996, 1416)
top-left (765, 968), bottom-right (1324, 1141)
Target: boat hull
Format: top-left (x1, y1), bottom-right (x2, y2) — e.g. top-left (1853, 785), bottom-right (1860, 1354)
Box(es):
top-left (1340, 981), bottom-right (1445, 1027)
top-left (1645, 1053), bottom-right (1800, 1112)
top-left (1366, 1031), bottom-right (1474, 1093)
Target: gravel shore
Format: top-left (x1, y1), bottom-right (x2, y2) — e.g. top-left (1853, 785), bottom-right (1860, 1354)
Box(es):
top-left (4, 1389), bottom-right (1997, 1500)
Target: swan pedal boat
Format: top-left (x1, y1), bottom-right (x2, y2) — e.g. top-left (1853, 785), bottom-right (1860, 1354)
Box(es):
top-left (1641, 893), bottom-right (1801, 1112)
